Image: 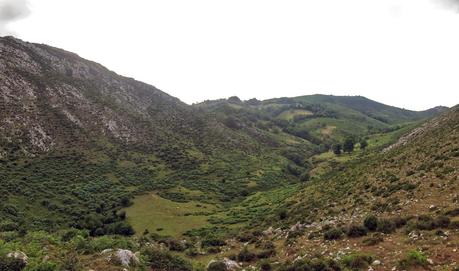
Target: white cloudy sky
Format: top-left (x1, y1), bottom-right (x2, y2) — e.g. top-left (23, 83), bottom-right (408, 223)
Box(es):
top-left (1, 0), bottom-right (459, 110)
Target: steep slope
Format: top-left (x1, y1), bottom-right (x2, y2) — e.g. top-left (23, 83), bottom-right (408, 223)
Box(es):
top-left (203, 106), bottom-right (458, 271)
top-left (0, 36), bottom-right (250, 159)
top-left (0, 36), bottom-right (297, 233)
top-left (283, 105), bottom-right (458, 224)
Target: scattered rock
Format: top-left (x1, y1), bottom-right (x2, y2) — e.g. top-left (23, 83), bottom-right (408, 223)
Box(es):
top-left (263, 226), bottom-right (274, 235)
top-left (101, 248), bottom-right (113, 254)
top-left (408, 231), bottom-right (422, 241)
top-left (289, 222), bottom-right (305, 233)
top-left (372, 260), bottom-right (381, 266)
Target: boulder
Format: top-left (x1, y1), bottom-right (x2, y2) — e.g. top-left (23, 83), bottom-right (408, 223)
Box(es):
top-left (7, 251), bottom-right (28, 265)
top-left (207, 257), bottom-right (240, 271)
top-left (102, 249), bottom-right (139, 267)
top-left (289, 222), bottom-right (305, 232)
top-left (116, 249), bottom-right (139, 267)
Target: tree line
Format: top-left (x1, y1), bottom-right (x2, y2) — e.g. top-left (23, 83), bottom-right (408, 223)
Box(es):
top-left (332, 137), bottom-right (367, 155)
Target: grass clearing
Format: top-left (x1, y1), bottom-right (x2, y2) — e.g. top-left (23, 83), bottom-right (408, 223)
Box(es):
top-left (277, 109), bottom-right (313, 120)
top-left (124, 193), bottom-right (218, 237)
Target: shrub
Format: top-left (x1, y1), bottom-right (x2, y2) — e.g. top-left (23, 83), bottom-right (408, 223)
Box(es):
top-left (376, 219), bottom-right (396, 233)
top-left (202, 238), bottom-right (226, 247)
top-left (347, 224), bottom-right (368, 238)
top-left (398, 250), bottom-right (428, 269)
top-left (362, 233), bottom-right (384, 246)
top-left (165, 239), bottom-right (187, 252)
top-left (0, 221), bottom-right (19, 232)
top-left (343, 138), bottom-right (355, 153)
top-left (256, 249), bottom-right (276, 259)
top-left (363, 215), bottom-right (378, 231)
top-left (237, 247), bottom-right (256, 262)
top-left (391, 216), bottom-right (407, 228)
top-left (341, 253), bottom-right (373, 269)
top-left (415, 215), bottom-right (436, 230)
top-left (434, 215), bottom-right (450, 228)
top-left (260, 260), bottom-right (272, 271)
top-left (279, 258), bottom-right (340, 271)
top-left (0, 256), bottom-right (26, 271)
top-left (143, 248), bottom-right (192, 271)
top-left (449, 220), bottom-right (459, 229)
top-left (445, 208), bottom-right (459, 216)
top-left (278, 209), bottom-right (288, 220)
top-left (29, 262), bottom-right (58, 271)
top-left (207, 247), bottom-right (221, 254)
top-left (207, 261), bottom-right (227, 271)
top-left (324, 228), bottom-right (342, 240)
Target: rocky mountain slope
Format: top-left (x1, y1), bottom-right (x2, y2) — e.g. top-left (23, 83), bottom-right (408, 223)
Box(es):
top-left (0, 36), bottom-right (252, 159)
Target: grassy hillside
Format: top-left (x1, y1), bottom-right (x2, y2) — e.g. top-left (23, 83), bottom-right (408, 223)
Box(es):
top-left (195, 94), bottom-right (445, 148)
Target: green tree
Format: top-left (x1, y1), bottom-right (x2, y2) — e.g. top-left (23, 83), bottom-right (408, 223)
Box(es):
top-left (343, 138), bottom-right (355, 153)
top-left (332, 144), bottom-right (342, 155)
top-left (359, 139), bottom-right (368, 150)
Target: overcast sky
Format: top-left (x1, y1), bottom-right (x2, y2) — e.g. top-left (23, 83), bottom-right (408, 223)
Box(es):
top-left (1, 0), bottom-right (459, 110)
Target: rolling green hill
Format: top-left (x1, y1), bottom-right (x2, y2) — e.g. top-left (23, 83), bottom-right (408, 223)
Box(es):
top-left (195, 94), bottom-right (445, 150)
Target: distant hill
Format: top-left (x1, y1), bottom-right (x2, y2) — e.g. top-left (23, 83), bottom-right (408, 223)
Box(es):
top-left (195, 94), bottom-right (446, 148)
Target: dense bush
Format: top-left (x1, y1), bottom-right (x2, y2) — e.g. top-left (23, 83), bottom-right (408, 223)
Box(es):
top-left (207, 261), bottom-right (227, 271)
top-left (391, 216), bottom-right (407, 228)
top-left (260, 260), bottom-right (272, 271)
top-left (398, 250), bottom-right (428, 269)
top-left (362, 233), bottom-right (384, 246)
top-left (347, 224), bottom-right (368, 237)
top-left (202, 238), bottom-right (227, 247)
top-left (376, 219), bottom-right (396, 233)
top-left (279, 258), bottom-right (340, 271)
top-left (323, 228), bottom-right (343, 240)
top-left (363, 215), bottom-right (378, 231)
top-left (278, 209), bottom-right (288, 220)
top-left (341, 253), bottom-right (373, 269)
top-left (449, 220), bottom-right (459, 229)
top-left (143, 248), bottom-right (192, 271)
top-left (256, 249), bottom-right (276, 259)
top-left (29, 262), bottom-right (58, 271)
top-left (0, 256), bottom-right (26, 271)
top-left (416, 215), bottom-right (436, 230)
top-left (237, 247), bottom-right (256, 262)
top-left (434, 215), bottom-right (451, 228)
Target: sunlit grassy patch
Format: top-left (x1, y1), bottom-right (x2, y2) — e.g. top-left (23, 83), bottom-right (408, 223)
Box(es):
top-left (124, 193), bottom-right (217, 237)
